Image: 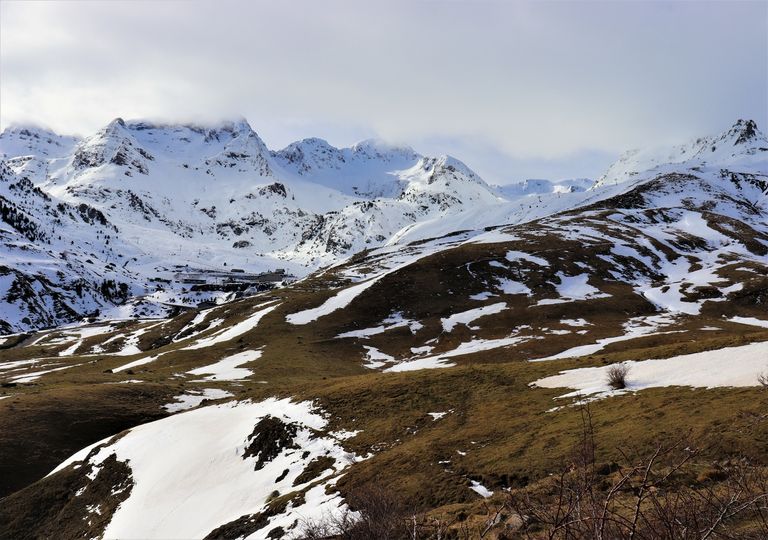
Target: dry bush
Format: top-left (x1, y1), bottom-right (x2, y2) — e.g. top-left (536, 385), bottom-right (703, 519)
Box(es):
top-left (757, 370), bottom-right (768, 389)
top-left (506, 403), bottom-right (768, 539)
top-left (299, 485), bottom-right (482, 539)
top-left (300, 485), bottom-right (410, 540)
top-left (606, 363), bottom-right (630, 390)
top-left (301, 403), bottom-right (768, 540)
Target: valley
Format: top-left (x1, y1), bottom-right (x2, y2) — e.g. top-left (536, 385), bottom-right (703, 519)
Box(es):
top-left (0, 118), bottom-right (767, 539)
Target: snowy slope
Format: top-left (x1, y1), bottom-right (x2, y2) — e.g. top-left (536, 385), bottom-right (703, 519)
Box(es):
top-left (0, 118), bottom-right (501, 331)
top-left (595, 119), bottom-right (768, 189)
top-left (3, 119), bottom-right (768, 540)
top-left (47, 398), bottom-right (363, 539)
top-left (0, 118), bottom-right (765, 334)
top-left (495, 178), bottom-right (593, 198)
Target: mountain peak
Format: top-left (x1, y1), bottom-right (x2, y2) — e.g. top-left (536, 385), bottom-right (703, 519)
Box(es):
top-left (1, 123), bottom-right (60, 138)
top-left (424, 155), bottom-right (484, 184)
top-left (595, 119), bottom-right (767, 188)
top-left (218, 117), bottom-right (253, 136)
top-left (352, 138), bottom-right (416, 159)
top-left (729, 119), bottom-right (761, 145)
top-left (0, 124), bottom-right (81, 159)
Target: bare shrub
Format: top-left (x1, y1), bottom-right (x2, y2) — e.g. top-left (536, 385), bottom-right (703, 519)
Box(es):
top-left (606, 363), bottom-right (630, 390)
top-left (299, 485), bottom-right (483, 539)
top-left (758, 370), bottom-right (768, 389)
top-left (299, 485), bottom-right (409, 540)
top-left (302, 402), bottom-right (768, 539)
top-left (506, 403), bottom-right (768, 539)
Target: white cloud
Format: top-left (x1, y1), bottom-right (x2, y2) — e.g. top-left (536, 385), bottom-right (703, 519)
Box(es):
top-left (1, 0), bottom-right (766, 183)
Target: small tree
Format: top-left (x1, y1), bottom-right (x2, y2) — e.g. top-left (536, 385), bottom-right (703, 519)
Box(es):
top-left (606, 363), bottom-right (630, 390)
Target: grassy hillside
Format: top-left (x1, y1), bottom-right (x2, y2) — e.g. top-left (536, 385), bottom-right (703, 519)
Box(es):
top-left (1, 172), bottom-right (767, 538)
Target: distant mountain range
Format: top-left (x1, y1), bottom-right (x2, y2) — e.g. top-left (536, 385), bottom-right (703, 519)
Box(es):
top-left (0, 118), bottom-right (765, 333)
top-left (1, 118), bottom-right (767, 539)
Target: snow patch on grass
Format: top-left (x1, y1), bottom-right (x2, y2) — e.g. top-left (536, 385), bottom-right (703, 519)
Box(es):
top-left (505, 250), bottom-right (548, 266)
top-left (337, 312), bottom-right (422, 339)
top-left (537, 273), bottom-right (610, 305)
top-left (187, 350), bottom-right (261, 381)
top-left (183, 304), bottom-right (278, 349)
top-left (562, 318), bottom-right (591, 327)
top-left (362, 346), bottom-right (395, 369)
top-left (49, 398), bottom-right (364, 539)
top-left (535, 314), bottom-right (678, 361)
top-left (113, 353), bottom-right (165, 373)
top-left (729, 316), bottom-right (768, 329)
top-left (163, 388), bottom-right (234, 412)
top-left (10, 364), bottom-right (80, 383)
top-left (469, 480), bottom-right (493, 498)
top-left (533, 340), bottom-right (768, 400)
top-left (441, 302), bottom-right (506, 332)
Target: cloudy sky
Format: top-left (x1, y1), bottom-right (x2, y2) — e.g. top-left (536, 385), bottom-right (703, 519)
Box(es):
top-left (1, 0), bottom-right (766, 184)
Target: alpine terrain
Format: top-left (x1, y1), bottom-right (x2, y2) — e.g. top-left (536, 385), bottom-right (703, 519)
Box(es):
top-left (0, 118), bottom-right (767, 539)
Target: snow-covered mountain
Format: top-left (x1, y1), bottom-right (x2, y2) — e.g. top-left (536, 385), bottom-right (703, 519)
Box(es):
top-left (6, 117), bottom-right (508, 267)
top-left (595, 119), bottom-right (767, 189)
top-left (2, 119), bottom-right (768, 539)
top-left (0, 118), bottom-right (765, 334)
top-left (0, 118), bottom-right (509, 332)
top-left (495, 178), bottom-right (593, 198)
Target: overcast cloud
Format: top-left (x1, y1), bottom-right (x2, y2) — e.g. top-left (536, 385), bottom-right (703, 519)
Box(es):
top-left (1, 0), bottom-right (766, 184)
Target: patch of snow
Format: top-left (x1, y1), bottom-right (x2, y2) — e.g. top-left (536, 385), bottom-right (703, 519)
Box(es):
top-left (337, 312), bottom-right (421, 339)
top-left (469, 480), bottom-right (493, 498)
top-left (187, 350), bottom-right (261, 381)
top-left (49, 398), bottom-right (364, 539)
top-left (172, 309), bottom-right (217, 342)
top-left (163, 388), bottom-right (234, 412)
top-left (384, 356), bottom-right (456, 372)
top-left (287, 279), bottom-right (383, 325)
top-left (535, 314), bottom-right (678, 361)
top-left (496, 278), bottom-right (531, 296)
top-left (59, 341), bottom-right (84, 356)
top-left (329, 429), bottom-right (362, 440)
top-left (287, 253), bottom-right (434, 325)
top-left (547, 329), bottom-right (572, 336)
top-left (561, 318), bottom-right (591, 327)
top-left (729, 317), bottom-right (768, 329)
top-left (386, 335), bottom-right (534, 372)
top-left (183, 304), bottom-right (278, 349)
top-left (0, 359), bottom-right (39, 371)
top-left (441, 302), bottom-right (506, 332)
top-left (106, 320), bottom-right (167, 357)
top-left (10, 364), bottom-right (79, 383)
top-left (469, 230), bottom-right (521, 244)
top-left (362, 346), bottom-right (395, 369)
top-left (533, 340), bottom-right (768, 400)
top-left (113, 353), bottom-right (164, 373)
top-left (538, 273), bottom-right (609, 305)
top-left (505, 250), bottom-right (549, 266)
